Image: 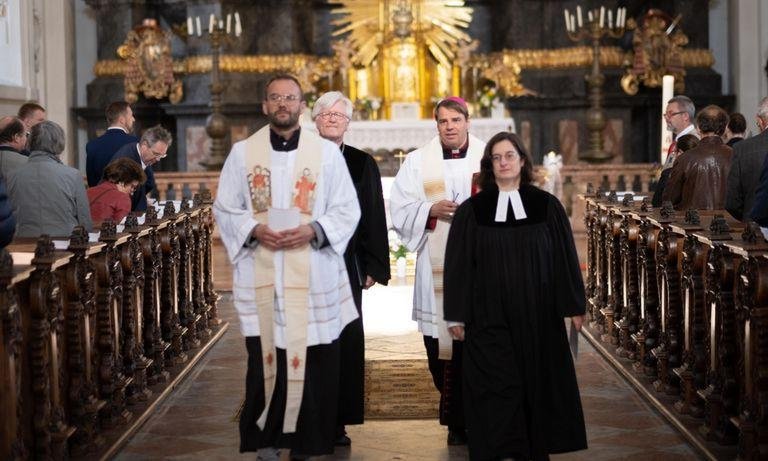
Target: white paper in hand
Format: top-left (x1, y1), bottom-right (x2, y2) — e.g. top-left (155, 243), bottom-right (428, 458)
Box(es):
top-left (268, 207), bottom-right (300, 231)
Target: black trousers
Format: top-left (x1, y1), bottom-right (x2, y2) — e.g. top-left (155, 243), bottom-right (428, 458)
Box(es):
top-left (423, 335), bottom-right (465, 428)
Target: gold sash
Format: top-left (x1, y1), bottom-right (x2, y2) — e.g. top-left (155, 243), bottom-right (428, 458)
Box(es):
top-left (244, 125), bottom-right (322, 433)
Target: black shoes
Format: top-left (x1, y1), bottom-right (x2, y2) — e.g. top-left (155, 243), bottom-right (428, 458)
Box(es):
top-left (334, 434), bottom-right (352, 446)
top-left (447, 428), bottom-right (468, 446)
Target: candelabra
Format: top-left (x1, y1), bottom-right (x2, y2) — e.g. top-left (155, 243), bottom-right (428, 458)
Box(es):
top-left (565, 5), bottom-right (626, 163)
top-left (187, 12), bottom-right (242, 170)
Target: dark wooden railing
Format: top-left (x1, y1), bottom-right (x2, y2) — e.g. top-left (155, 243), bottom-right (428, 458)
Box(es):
top-left (584, 192), bottom-right (768, 460)
top-left (0, 192), bottom-right (222, 460)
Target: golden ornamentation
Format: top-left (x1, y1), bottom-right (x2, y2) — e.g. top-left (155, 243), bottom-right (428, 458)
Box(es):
top-left (621, 10), bottom-right (690, 95)
top-left (117, 19), bottom-right (183, 104)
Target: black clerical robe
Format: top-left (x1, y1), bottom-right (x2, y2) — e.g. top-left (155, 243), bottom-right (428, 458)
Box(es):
top-left (444, 184), bottom-right (587, 460)
top-left (338, 144), bottom-right (391, 426)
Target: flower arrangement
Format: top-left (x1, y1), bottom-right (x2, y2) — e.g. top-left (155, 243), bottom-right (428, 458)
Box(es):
top-left (304, 92), bottom-right (318, 110)
top-left (476, 80), bottom-right (501, 110)
top-left (388, 229), bottom-right (408, 259)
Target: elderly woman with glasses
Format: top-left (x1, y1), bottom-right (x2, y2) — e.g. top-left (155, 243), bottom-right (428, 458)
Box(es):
top-left (87, 157), bottom-right (147, 225)
top-left (312, 91), bottom-right (391, 446)
top-left (7, 120), bottom-right (93, 237)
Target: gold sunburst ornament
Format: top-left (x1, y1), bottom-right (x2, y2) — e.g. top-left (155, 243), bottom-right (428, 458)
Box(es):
top-left (332, 0), bottom-right (473, 118)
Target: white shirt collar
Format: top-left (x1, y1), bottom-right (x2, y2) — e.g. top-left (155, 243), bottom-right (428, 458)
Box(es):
top-left (135, 143), bottom-right (147, 169)
top-left (107, 125), bottom-right (128, 134)
top-left (676, 124), bottom-right (696, 140)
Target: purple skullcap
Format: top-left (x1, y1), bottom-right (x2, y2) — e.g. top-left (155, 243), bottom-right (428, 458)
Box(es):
top-left (442, 96), bottom-right (468, 109)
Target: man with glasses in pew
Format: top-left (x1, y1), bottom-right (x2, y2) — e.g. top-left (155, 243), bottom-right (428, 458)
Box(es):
top-left (110, 125), bottom-right (171, 212)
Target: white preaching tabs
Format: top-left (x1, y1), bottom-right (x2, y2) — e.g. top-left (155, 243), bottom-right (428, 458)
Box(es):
top-left (495, 190), bottom-right (528, 222)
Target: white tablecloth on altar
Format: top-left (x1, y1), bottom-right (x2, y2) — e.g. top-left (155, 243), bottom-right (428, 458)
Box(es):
top-left (301, 117), bottom-right (516, 152)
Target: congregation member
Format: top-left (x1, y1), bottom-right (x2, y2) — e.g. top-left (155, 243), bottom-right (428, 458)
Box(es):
top-left (86, 101), bottom-right (139, 186)
top-left (312, 90), bottom-right (391, 446)
top-left (87, 157), bottom-right (146, 225)
top-left (726, 97), bottom-right (768, 221)
top-left (662, 95), bottom-right (698, 168)
top-left (111, 125), bottom-right (170, 211)
top-left (8, 120), bottom-right (92, 237)
top-left (390, 96), bottom-right (485, 445)
top-left (0, 176), bottom-right (14, 247)
top-left (17, 102), bottom-right (46, 130)
top-left (443, 131), bottom-right (587, 460)
top-left (662, 105), bottom-right (732, 210)
top-left (213, 74), bottom-right (360, 460)
top-left (725, 112), bottom-right (747, 147)
top-left (652, 134), bottom-right (699, 207)
top-left (0, 116), bottom-right (30, 176)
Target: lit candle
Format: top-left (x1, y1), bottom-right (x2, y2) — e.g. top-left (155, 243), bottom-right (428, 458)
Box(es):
top-left (219, 19), bottom-right (224, 30)
top-left (196, 16), bottom-right (201, 37)
top-left (564, 9), bottom-right (570, 32)
top-left (588, 10), bottom-right (593, 23)
top-left (226, 13), bottom-right (232, 34)
top-left (570, 13), bottom-right (575, 33)
top-left (187, 17), bottom-right (193, 35)
top-left (599, 6), bottom-right (605, 28)
top-left (608, 10), bottom-right (613, 29)
top-left (209, 14), bottom-right (215, 33)
top-left (660, 75), bottom-right (675, 164)
top-left (235, 12), bottom-right (242, 37)
top-left (576, 6), bottom-right (583, 28)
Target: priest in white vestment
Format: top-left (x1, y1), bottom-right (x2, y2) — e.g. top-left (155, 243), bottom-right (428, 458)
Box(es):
top-left (214, 75), bottom-right (360, 459)
top-left (389, 97), bottom-right (485, 446)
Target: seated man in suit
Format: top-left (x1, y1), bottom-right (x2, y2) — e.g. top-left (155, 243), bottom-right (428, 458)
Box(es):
top-left (111, 125), bottom-right (171, 211)
top-left (86, 101), bottom-right (138, 186)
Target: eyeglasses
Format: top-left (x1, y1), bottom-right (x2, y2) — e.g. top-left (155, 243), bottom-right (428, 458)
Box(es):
top-left (144, 142), bottom-right (167, 159)
top-left (316, 111), bottom-right (350, 121)
top-left (491, 152), bottom-right (520, 163)
top-left (664, 111), bottom-right (686, 118)
top-left (267, 93), bottom-right (301, 103)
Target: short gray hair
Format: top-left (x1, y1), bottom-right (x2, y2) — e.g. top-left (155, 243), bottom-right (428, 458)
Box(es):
top-left (757, 96), bottom-right (768, 120)
top-left (668, 95), bottom-right (696, 121)
top-left (311, 91), bottom-right (353, 120)
top-left (29, 120), bottom-right (65, 155)
top-left (141, 125), bottom-right (172, 147)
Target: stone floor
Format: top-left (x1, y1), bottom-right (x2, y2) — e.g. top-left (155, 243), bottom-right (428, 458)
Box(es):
top-left (115, 290), bottom-right (702, 461)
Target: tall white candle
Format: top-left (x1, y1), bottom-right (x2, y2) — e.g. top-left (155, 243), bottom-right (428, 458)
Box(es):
top-left (599, 6), bottom-right (605, 28)
top-left (564, 9), bottom-right (570, 32)
top-left (608, 10), bottom-right (613, 29)
top-left (576, 6), bottom-right (583, 28)
top-left (235, 12), bottom-right (242, 37)
top-left (660, 75), bottom-right (675, 165)
top-left (570, 14), bottom-right (576, 32)
top-left (588, 10), bottom-right (593, 22)
top-left (219, 19), bottom-right (224, 30)
top-left (620, 7), bottom-right (626, 28)
top-left (196, 16), bottom-right (202, 37)
top-left (209, 14), bottom-right (215, 33)
top-left (187, 17), bottom-right (193, 35)
top-left (226, 13), bottom-right (232, 34)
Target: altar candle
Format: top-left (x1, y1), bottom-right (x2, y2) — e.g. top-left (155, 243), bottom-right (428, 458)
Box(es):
top-left (608, 10), bottom-right (613, 29)
top-left (219, 19), bottom-right (224, 30)
top-left (576, 6), bottom-right (583, 28)
top-left (196, 16), bottom-right (202, 37)
top-left (619, 7), bottom-right (626, 28)
top-left (226, 13), bottom-right (232, 34)
top-left (570, 14), bottom-right (576, 33)
top-left (235, 12), bottom-right (242, 37)
top-left (564, 9), bottom-right (570, 32)
top-left (599, 6), bottom-right (605, 28)
top-left (660, 75), bottom-right (675, 164)
top-left (187, 17), bottom-right (193, 35)
top-left (209, 14), bottom-right (215, 33)
top-left (588, 10), bottom-right (593, 22)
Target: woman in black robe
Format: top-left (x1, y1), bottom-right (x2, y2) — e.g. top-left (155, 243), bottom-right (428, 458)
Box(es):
top-left (313, 91), bottom-right (391, 445)
top-left (444, 132), bottom-right (587, 460)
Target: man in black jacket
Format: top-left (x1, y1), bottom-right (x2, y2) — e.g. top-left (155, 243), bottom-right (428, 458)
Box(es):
top-left (111, 125), bottom-right (171, 211)
top-left (86, 101), bottom-right (139, 186)
top-left (727, 97), bottom-right (768, 221)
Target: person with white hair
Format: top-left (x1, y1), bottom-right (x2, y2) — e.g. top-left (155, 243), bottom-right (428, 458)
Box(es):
top-left (312, 91), bottom-right (390, 446)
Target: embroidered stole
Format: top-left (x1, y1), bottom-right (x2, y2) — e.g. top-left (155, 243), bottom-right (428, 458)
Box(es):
top-left (244, 125), bottom-right (322, 433)
top-left (421, 135), bottom-right (483, 360)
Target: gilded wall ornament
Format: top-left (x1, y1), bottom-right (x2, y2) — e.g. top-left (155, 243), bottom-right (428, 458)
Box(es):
top-left (117, 19), bottom-right (183, 104)
top-left (621, 9), bottom-right (689, 95)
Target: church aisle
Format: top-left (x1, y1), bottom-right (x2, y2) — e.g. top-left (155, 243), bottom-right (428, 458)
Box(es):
top-left (114, 294), bottom-right (701, 460)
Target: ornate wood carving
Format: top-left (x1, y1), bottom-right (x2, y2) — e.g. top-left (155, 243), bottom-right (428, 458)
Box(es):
top-left (652, 227), bottom-right (681, 395)
top-left (617, 214), bottom-right (639, 358)
top-left (633, 218), bottom-right (660, 376)
top-left (160, 202), bottom-right (188, 366)
top-left (142, 208), bottom-right (170, 385)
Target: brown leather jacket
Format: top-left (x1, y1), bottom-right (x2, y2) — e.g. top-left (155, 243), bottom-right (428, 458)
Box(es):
top-left (662, 136), bottom-right (732, 210)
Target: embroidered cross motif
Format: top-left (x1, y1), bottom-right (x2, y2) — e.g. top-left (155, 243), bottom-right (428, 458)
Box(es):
top-left (291, 355), bottom-right (301, 370)
top-left (265, 352), bottom-right (274, 367)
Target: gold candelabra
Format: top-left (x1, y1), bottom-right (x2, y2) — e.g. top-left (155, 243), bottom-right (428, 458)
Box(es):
top-left (187, 12), bottom-right (242, 170)
top-left (565, 5), bottom-right (626, 163)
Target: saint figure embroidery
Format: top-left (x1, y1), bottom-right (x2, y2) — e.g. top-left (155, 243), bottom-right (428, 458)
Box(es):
top-left (294, 168), bottom-right (316, 214)
top-left (247, 165), bottom-right (271, 213)
top-left (291, 355), bottom-right (301, 370)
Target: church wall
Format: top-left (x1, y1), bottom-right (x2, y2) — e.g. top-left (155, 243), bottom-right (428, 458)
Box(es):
top-left (730, 0), bottom-right (768, 122)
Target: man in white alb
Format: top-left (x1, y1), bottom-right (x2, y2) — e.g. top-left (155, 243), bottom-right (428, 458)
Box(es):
top-left (390, 96), bottom-right (486, 445)
top-left (213, 74), bottom-right (360, 459)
